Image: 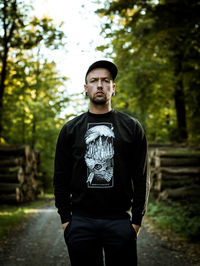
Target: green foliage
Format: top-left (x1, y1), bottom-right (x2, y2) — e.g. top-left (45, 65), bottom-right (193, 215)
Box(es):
top-left (0, 0), bottom-right (66, 139)
top-left (96, 0), bottom-right (200, 144)
top-left (147, 197), bottom-right (200, 241)
top-left (0, 0), bottom-right (65, 52)
top-left (0, 0), bottom-right (70, 190)
top-left (0, 195), bottom-right (53, 241)
top-left (2, 53), bottom-right (69, 189)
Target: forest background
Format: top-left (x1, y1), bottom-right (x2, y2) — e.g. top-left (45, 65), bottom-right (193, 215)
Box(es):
top-left (0, 0), bottom-right (199, 190)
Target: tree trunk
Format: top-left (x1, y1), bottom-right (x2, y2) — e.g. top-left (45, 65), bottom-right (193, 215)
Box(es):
top-left (174, 84), bottom-right (187, 142)
top-left (0, 42), bottom-right (8, 140)
top-left (173, 53), bottom-right (188, 142)
top-left (31, 57), bottom-right (40, 149)
top-left (0, 0), bottom-right (16, 140)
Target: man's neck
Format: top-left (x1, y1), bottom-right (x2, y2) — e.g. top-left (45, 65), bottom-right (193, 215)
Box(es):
top-left (89, 102), bottom-right (112, 114)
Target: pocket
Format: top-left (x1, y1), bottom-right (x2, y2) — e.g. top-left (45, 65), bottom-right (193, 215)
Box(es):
top-left (64, 221), bottom-right (72, 236)
top-left (128, 220), bottom-right (137, 238)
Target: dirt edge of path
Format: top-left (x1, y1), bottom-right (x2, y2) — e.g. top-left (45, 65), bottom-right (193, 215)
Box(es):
top-left (0, 198), bottom-right (54, 250)
top-left (143, 215), bottom-right (200, 266)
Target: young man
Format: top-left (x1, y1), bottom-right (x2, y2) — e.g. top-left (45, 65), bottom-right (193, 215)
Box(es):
top-left (54, 60), bottom-right (150, 266)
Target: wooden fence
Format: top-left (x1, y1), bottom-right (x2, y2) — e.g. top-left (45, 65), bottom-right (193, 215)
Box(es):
top-left (149, 143), bottom-right (200, 203)
top-left (0, 145), bottom-right (42, 204)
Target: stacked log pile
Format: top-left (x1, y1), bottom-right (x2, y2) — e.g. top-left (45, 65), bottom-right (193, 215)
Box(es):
top-left (0, 145), bottom-right (41, 204)
top-left (149, 144), bottom-right (200, 203)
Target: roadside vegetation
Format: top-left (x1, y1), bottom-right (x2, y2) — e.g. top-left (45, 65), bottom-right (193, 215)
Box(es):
top-left (0, 194), bottom-right (53, 243)
top-left (1, 194), bottom-right (199, 245)
top-left (147, 196), bottom-right (200, 242)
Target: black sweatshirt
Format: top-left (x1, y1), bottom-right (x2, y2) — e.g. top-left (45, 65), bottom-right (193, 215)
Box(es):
top-left (53, 109), bottom-right (150, 226)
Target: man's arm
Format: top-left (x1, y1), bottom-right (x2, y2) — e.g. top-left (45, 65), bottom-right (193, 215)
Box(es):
top-left (131, 121), bottom-right (150, 227)
top-left (53, 125), bottom-right (73, 225)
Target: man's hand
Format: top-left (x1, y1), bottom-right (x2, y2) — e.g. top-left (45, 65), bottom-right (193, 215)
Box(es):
top-left (62, 222), bottom-right (69, 231)
top-left (132, 224), bottom-right (141, 236)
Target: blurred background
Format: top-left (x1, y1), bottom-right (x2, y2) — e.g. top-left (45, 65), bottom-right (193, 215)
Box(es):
top-left (0, 1), bottom-right (200, 261)
top-left (0, 0), bottom-right (199, 190)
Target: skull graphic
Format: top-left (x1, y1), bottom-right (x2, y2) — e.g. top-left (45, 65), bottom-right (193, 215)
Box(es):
top-left (84, 125), bottom-right (115, 186)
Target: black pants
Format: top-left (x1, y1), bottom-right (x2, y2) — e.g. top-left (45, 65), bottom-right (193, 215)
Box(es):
top-left (64, 215), bottom-right (137, 266)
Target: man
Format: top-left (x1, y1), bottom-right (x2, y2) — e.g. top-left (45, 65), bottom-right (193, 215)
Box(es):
top-left (54, 60), bottom-right (150, 266)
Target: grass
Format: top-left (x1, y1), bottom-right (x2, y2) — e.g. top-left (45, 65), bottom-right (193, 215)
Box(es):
top-left (146, 196), bottom-right (200, 242)
top-left (1, 193), bottom-right (200, 244)
top-left (0, 194), bottom-right (54, 242)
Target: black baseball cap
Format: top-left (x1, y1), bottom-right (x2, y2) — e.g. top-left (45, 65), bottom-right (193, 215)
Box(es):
top-left (85, 60), bottom-right (118, 83)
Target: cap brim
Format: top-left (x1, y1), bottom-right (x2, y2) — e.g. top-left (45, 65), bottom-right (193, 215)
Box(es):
top-left (85, 60), bottom-right (118, 83)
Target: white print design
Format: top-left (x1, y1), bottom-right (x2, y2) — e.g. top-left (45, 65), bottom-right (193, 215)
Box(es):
top-left (84, 123), bottom-right (115, 188)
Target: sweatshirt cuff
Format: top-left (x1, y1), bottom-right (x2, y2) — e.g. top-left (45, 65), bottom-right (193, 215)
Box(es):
top-left (131, 215), bottom-right (143, 226)
top-left (60, 213), bottom-right (72, 224)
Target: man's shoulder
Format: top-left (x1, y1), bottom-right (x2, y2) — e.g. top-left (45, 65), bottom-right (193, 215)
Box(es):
top-left (65, 112), bottom-right (88, 126)
top-left (113, 109), bottom-right (139, 125)
top-left (62, 112), bottom-right (88, 130)
top-left (113, 110), bottom-right (145, 136)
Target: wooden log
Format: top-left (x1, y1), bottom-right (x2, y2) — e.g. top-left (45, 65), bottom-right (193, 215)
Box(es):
top-left (0, 145), bottom-right (31, 158)
top-left (148, 142), bottom-right (187, 148)
top-left (153, 172), bottom-right (162, 191)
top-left (0, 166), bottom-right (21, 174)
top-left (159, 167), bottom-right (200, 175)
top-left (0, 145), bottom-right (32, 173)
top-left (0, 191), bottom-right (21, 203)
top-left (153, 167), bottom-right (200, 191)
top-left (155, 176), bottom-right (200, 191)
top-left (0, 145), bottom-right (41, 204)
top-left (148, 149), bottom-right (156, 165)
top-left (155, 148), bottom-right (200, 158)
top-left (0, 167), bottom-right (24, 183)
top-left (159, 173), bottom-right (200, 182)
top-left (0, 157), bottom-right (24, 167)
top-left (23, 189), bottom-right (36, 202)
top-left (0, 182), bottom-right (21, 193)
top-left (159, 185), bottom-right (200, 201)
top-left (154, 156), bottom-right (200, 167)
top-left (20, 171), bottom-right (39, 202)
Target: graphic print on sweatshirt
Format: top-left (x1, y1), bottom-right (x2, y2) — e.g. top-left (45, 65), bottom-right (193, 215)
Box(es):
top-left (84, 122), bottom-right (115, 188)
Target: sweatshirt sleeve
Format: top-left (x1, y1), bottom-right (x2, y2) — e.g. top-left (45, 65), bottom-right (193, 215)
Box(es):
top-left (53, 125), bottom-right (73, 224)
top-left (131, 121), bottom-right (150, 226)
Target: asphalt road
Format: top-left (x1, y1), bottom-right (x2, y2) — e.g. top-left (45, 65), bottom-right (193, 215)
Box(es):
top-left (0, 202), bottom-right (193, 266)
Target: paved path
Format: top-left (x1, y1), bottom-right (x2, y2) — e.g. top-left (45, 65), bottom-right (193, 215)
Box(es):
top-left (0, 202), bottom-right (194, 266)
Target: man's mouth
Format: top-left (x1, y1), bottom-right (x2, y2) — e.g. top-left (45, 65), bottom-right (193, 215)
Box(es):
top-left (96, 91), bottom-right (104, 95)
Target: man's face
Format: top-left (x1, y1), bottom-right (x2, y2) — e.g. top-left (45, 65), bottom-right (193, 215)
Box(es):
top-left (84, 68), bottom-right (115, 105)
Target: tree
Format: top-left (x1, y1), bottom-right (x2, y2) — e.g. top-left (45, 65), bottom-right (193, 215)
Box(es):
top-left (0, 0), bottom-right (65, 139)
top-left (97, 0), bottom-right (200, 143)
top-left (3, 51), bottom-right (69, 188)
top-left (0, 0), bottom-right (68, 189)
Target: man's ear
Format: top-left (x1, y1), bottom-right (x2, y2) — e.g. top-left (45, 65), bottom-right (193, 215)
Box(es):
top-left (112, 82), bottom-right (116, 96)
top-left (84, 84), bottom-right (88, 96)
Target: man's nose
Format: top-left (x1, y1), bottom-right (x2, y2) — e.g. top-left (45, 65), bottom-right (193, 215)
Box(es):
top-left (97, 79), bottom-right (103, 88)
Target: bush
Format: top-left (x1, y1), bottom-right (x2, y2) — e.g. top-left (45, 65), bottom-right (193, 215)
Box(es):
top-left (147, 196), bottom-right (200, 241)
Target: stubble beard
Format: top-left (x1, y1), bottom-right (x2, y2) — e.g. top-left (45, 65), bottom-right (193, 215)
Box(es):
top-left (91, 94), bottom-right (108, 105)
